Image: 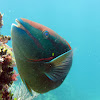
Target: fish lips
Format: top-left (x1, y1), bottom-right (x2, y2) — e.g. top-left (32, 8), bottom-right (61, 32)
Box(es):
top-left (11, 18), bottom-right (26, 32)
top-left (11, 18), bottom-right (32, 40)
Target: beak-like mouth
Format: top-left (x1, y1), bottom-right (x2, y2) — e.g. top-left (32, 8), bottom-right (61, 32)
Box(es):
top-left (12, 19), bottom-right (26, 31)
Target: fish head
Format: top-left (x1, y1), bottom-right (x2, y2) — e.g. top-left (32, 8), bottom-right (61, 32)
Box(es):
top-left (11, 18), bottom-right (71, 61)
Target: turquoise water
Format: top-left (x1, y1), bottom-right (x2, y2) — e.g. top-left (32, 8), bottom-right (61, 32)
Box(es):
top-left (0, 0), bottom-right (100, 100)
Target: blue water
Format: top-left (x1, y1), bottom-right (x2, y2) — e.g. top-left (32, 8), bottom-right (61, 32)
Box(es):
top-left (0, 0), bottom-right (100, 100)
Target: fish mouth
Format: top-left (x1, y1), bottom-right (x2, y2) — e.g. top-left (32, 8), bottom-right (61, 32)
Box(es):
top-left (12, 19), bottom-right (26, 31)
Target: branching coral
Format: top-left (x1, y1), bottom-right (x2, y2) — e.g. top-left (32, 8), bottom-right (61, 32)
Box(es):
top-left (0, 34), bottom-right (18, 100)
top-left (0, 12), bottom-right (18, 100)
top-left (9, 82), bottom-right (39, 100)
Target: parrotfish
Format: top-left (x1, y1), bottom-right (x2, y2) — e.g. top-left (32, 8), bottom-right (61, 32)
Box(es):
top-left (11, 18), bottom-right (73, 93)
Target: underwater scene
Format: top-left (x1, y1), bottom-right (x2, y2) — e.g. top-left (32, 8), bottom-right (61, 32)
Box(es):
top-left (0, 0), bottom-right (100, 100)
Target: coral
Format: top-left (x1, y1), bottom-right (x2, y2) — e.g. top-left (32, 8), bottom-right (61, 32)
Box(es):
top-left (0, 12), bottom-right (17, 100)
top-left (0, 34), bottom-right (17, 100)
top-left (11, 71), bottom-right (19, 81)
top-left (0, 12), bottom-right (3, 28)
top-left (9, 81), bottom-right (39, 100)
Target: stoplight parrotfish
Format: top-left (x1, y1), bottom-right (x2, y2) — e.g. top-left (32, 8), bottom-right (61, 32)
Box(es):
top-left (11, 18), bottom-right (73, 93)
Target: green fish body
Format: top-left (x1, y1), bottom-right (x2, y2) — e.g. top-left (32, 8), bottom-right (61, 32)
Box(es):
top-left (11, 18), bottom-right (73, 93)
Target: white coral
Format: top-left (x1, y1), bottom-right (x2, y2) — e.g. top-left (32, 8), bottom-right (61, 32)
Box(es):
top-left (9, 81), bottom-right (39, 100)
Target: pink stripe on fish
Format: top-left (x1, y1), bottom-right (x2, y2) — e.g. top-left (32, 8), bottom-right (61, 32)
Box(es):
top-left (27, 57), bottom-right (54, 62)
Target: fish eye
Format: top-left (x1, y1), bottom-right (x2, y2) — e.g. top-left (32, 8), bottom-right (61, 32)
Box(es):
top-left (42, 31), bottom-right (49, 39)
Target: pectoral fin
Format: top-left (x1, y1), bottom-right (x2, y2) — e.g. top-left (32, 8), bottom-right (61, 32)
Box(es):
top-left (44, 50), bottom-right (73, 81)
